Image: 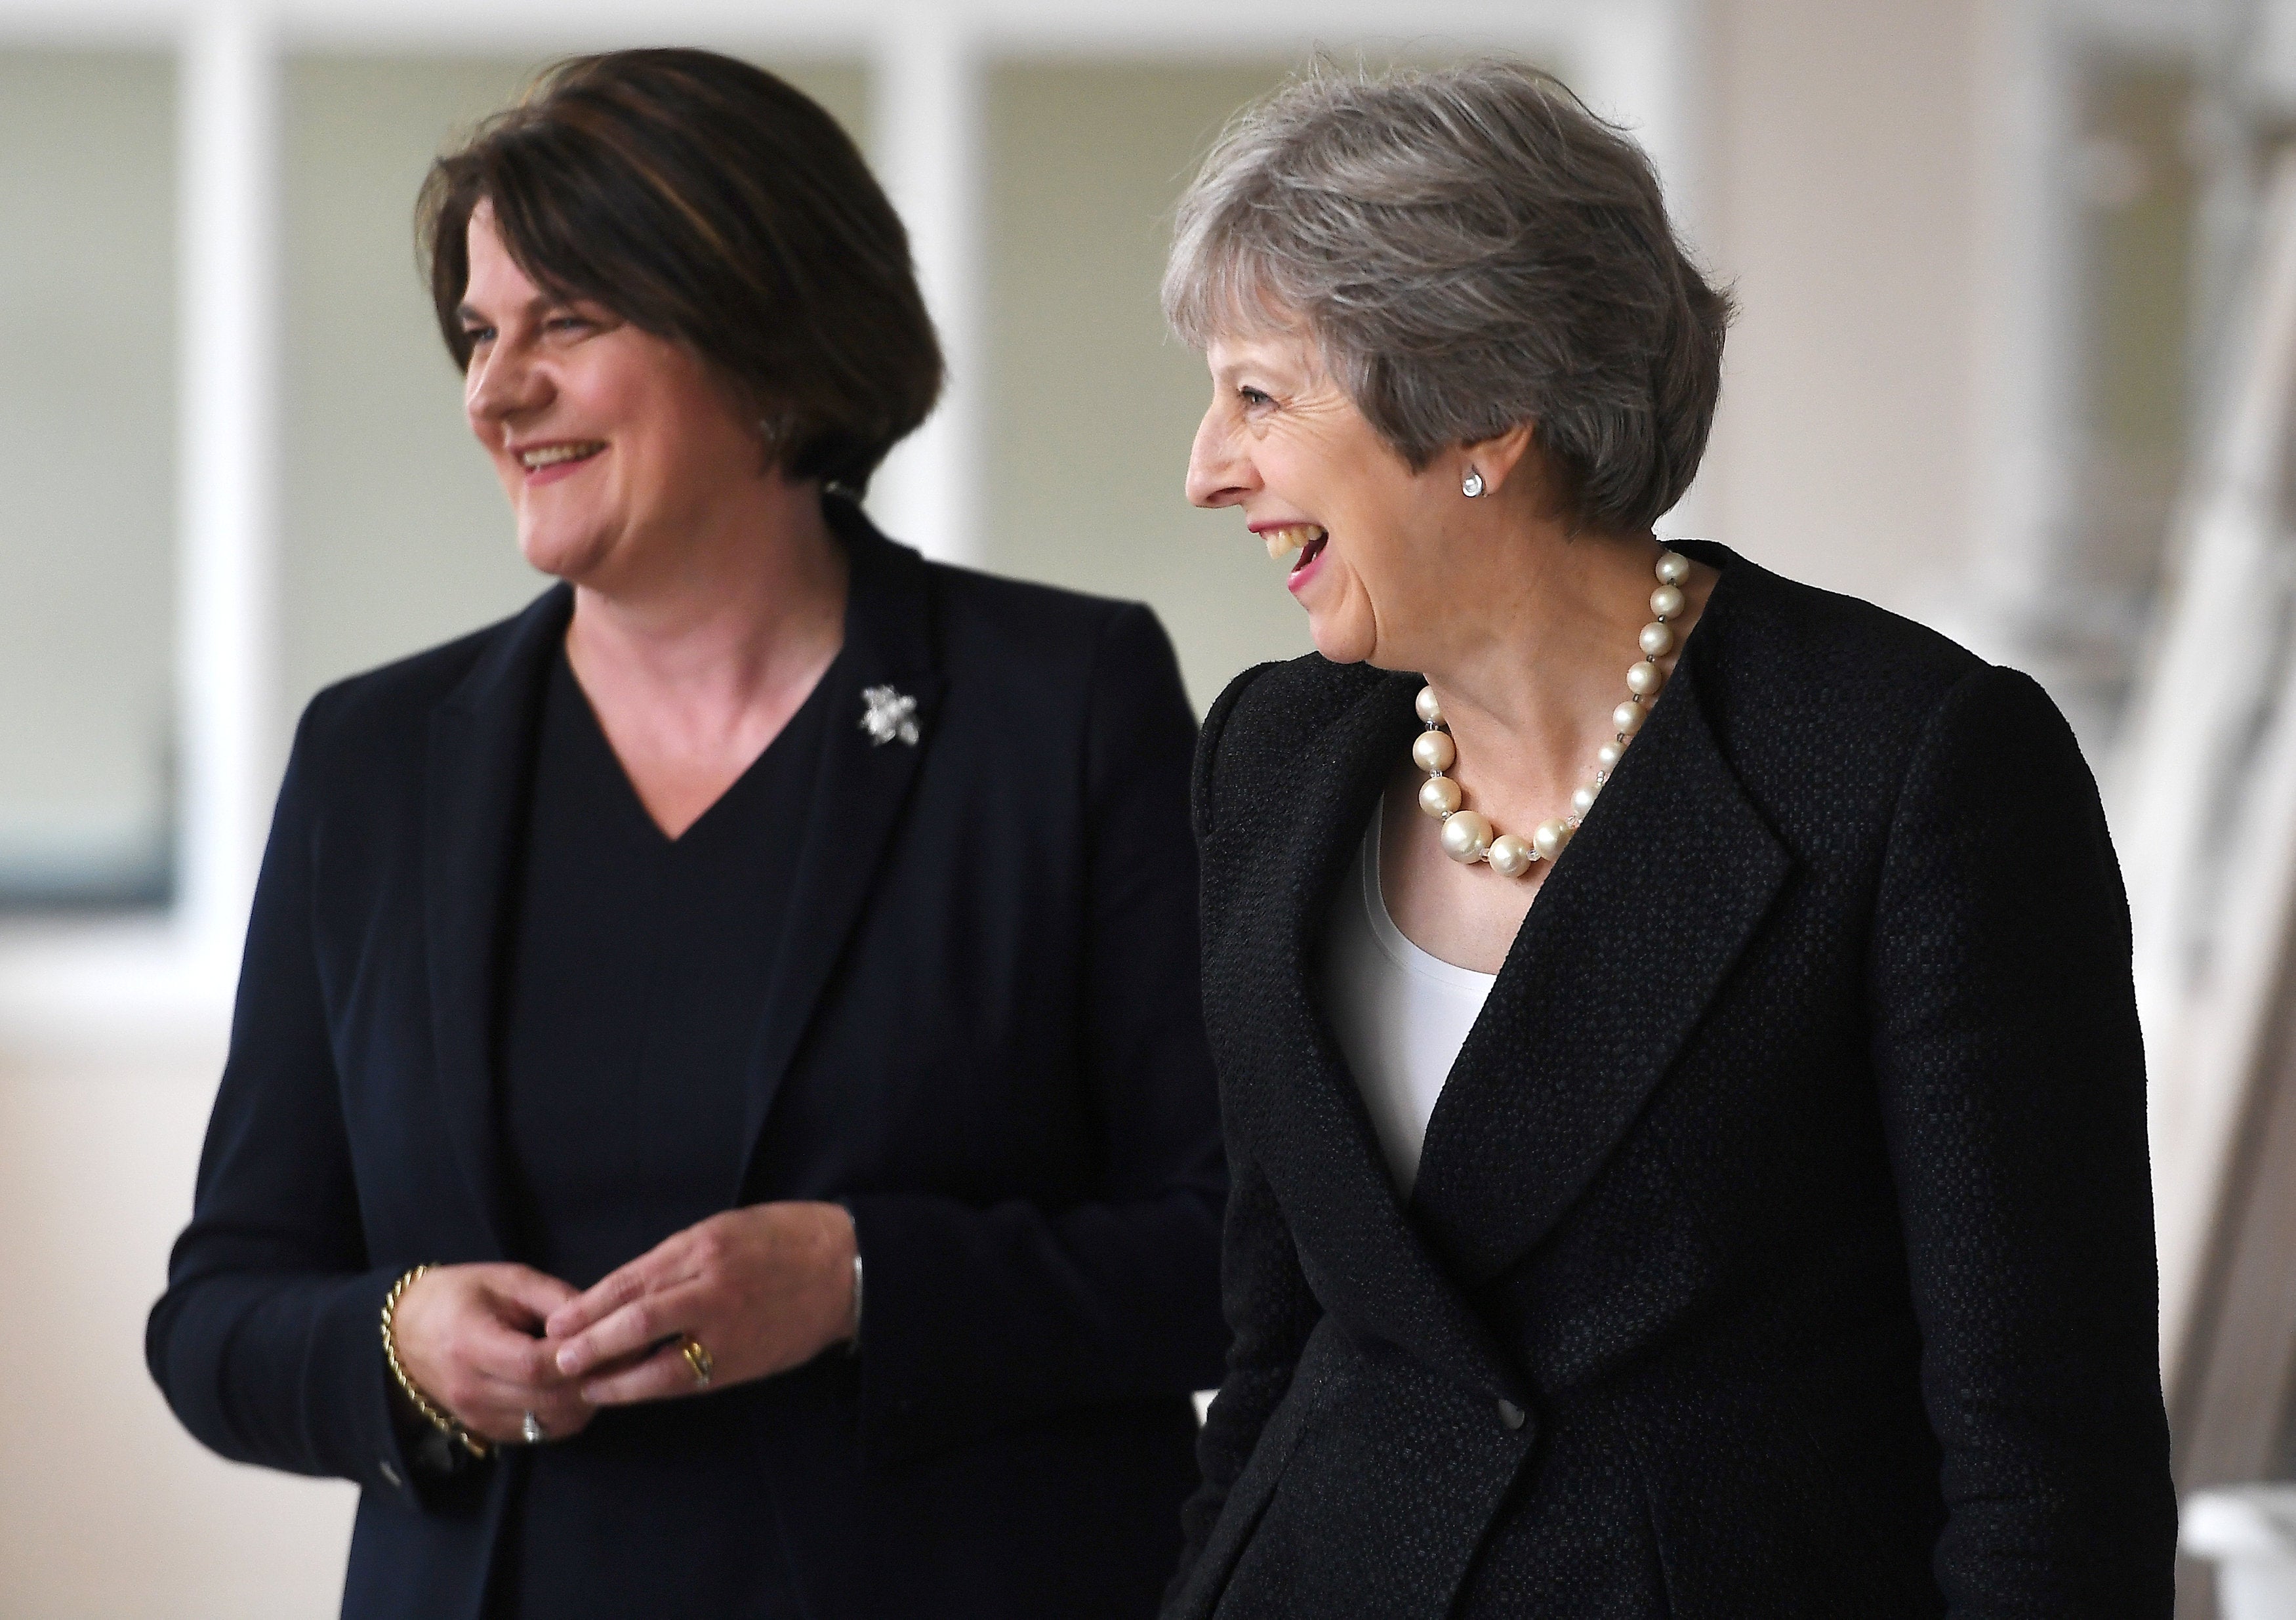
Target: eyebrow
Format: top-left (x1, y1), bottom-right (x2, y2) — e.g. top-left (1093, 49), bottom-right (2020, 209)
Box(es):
top-left (1214, 356), bottom-right (1292, 388)
top-left (454, 292), bottom-right (569, 326)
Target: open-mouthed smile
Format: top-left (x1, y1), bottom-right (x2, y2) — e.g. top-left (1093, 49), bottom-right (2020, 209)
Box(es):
top-left (513, 440), bottom-right (607, 482)
top-left (1259, 523), bottom-right (1328, 572)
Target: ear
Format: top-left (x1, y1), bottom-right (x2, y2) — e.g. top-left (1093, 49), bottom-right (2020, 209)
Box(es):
top-left (1457, 422), bottom-right (1538, 495)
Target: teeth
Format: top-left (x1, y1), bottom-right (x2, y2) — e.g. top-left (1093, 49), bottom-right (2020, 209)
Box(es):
top-left (520, 442), bottom-right (604, 470)
top-left (1263, 524), bottom-right (1326, 560)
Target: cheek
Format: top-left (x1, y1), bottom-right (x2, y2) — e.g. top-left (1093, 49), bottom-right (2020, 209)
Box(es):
top-left (623, 373), bottom-right (735, 473)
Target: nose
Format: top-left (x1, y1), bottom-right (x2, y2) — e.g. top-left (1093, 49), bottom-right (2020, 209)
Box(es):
top-left (465, 338), bottom-right (549, 443)
top-left (1185, 402), bottom-right (1254, 510)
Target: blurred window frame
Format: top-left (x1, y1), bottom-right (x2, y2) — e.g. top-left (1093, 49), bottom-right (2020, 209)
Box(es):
top-left (0, 0), bottom-right (1691, 1055)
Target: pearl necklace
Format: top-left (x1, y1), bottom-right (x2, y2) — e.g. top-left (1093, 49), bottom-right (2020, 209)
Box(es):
top-left (1413, 549), bottom-right (1691, 879)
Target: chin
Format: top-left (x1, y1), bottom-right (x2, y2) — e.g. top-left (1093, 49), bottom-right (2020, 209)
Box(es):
top-left (517, 524), bottom-right (607, 583)
top-left (1307, 612), bottom-right (1377, 667)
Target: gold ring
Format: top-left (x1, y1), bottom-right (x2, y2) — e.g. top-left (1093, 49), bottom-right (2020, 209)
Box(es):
top-left (680, 1335), bottom-right (714, 1388)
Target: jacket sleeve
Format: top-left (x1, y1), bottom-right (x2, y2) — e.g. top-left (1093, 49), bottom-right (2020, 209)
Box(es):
top-left (844, 604), bottom-right (1230, 1463)
top-left (144, 699), bottom-right (430, 1507)
top-left (1868, 664), bottom-right (2177, 1617)
top-left (1167, 659), bottom-right (1322, 1600)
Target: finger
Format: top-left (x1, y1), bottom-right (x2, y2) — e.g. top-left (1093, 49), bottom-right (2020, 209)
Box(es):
top-left (466, 1362), bottom-right (587, 1427)
top-left (556, 1340), bottom-right (655, 1384)
top-left (464, 1400), bottom-right (553, 1447)
top-left (525, 1386), bottom-right (595, 1438)
top-left (531, 1407), bottom-right (596, 1443)
top-left (486, 1264), bottom-right (581, 1329)
top-left (553, 1277), bottom-right (708, 1379)
top-left (455, 1372), bottom-right (595, 1443)
top-left (544, 1239), bottom-right (690, 1342)
top-left (581, 1342), bottom-right (707, 1407)
top-left (462, 1307), bottom-right (574, 1390)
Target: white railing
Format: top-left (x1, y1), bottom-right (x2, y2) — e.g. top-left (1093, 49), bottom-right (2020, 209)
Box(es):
top-left (2113, 148), bottom-right (2296, 1388)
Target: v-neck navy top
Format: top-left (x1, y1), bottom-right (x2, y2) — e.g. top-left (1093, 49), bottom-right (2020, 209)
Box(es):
top-left (491, 644), bottom-right (836, 1619)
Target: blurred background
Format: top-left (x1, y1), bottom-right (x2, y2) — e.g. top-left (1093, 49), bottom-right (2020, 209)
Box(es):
top-left (5, 0), bottom-right (2296, 1613)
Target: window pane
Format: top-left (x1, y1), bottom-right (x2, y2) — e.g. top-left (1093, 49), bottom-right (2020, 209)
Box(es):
top-left (0, 51), bottom-right (176, 909)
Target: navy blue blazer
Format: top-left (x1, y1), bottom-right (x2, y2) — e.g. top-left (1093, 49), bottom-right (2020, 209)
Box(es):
top-left (148, 502), bottom-right (1229, 1619)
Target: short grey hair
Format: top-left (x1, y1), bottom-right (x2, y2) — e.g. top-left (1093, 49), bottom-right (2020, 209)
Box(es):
top-left (1164, 60), bottom-right (1731, 532)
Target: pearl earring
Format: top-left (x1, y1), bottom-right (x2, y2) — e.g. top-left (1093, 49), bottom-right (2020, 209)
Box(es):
top-left (1462, 467), bottom-right (1485, 499)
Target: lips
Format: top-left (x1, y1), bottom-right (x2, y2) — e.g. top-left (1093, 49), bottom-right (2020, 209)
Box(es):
top-left (514, 440), bottom-right (605, 472)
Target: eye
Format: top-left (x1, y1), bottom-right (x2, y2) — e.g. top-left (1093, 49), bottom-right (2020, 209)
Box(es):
top-left (1238, 386), bottom-right (1274, 409)
top-left (544, 314), bottom-right (593, 336)
top-left (461, 323), bottom-right (496, 346)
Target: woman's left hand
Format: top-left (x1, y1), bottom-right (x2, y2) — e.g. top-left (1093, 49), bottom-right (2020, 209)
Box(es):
top-left (544, 1201), bottom-right (858, 1404)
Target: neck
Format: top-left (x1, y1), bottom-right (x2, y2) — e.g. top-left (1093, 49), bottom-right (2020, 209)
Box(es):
top-left (1418, 522), bottom-right (1679, 816)
top-left (564, 478), bottom-right (849, 720)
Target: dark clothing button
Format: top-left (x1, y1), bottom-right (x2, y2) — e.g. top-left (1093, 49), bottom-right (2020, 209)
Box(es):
top-left (1496, 1399), bottom-right (1526, 1432)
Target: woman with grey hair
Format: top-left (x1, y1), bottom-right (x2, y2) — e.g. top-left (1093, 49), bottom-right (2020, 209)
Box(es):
top-left (1164, 60), bottom-right (2175, 1618)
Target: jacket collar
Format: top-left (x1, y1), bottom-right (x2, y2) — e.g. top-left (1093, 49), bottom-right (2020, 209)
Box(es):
top-left (1207, 662), bottom-right (1530, 1403)
top-left (1212, 543), bottom-right (1791, 1392)
top-left (424, 583), bottom-right (573, 1257)
top-left (1409, 544), bottom-right (1793, 1285)
top-left (419, 497), bottom-right (943, 1247)
top-left (733, 498), bottom-right (943, 1186)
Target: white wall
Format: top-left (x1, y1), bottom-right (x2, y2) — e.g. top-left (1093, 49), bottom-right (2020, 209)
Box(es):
top-left (1696, 0), bottom-right (1986, 624)
top-left (0, 1046), bottom-right (361, 1619)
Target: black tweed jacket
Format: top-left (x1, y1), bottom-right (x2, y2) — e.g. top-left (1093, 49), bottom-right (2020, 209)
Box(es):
top-left (1166, 543), bottom-right (2175, 1619)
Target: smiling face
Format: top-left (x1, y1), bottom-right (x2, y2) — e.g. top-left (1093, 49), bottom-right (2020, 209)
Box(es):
top-left (459, 203), bottom-right (769, 589)
top-left (1185, 328), bottom-right (1469, 667)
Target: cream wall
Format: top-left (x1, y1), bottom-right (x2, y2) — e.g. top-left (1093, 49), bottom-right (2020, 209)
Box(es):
top-left (0, 1045), bottom-right (363, 1618)
top-left (1696, 0), bottom-right (1986, 622)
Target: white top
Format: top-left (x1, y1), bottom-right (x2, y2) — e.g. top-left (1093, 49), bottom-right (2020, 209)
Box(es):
top-left (1322, 800), bottom-right (1498, 1195)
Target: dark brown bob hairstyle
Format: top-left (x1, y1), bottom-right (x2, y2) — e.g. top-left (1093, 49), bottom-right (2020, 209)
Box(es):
top-left (420, 49), bottom-right (942, 495)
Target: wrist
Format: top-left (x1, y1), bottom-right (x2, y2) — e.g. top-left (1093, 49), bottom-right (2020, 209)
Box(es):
top-left (380, 1266), bottom-right (488, 1461)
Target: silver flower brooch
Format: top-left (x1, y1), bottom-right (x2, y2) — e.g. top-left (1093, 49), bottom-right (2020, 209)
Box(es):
top-left (859, 684), bottom-right (921, 747)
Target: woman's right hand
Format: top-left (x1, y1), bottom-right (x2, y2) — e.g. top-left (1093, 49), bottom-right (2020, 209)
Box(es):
top-left (390, 1263), bottom-right (594, 1446)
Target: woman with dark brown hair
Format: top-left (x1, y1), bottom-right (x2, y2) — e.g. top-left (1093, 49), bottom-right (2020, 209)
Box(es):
top-left (146, 49), bottom-right (1225, 1620)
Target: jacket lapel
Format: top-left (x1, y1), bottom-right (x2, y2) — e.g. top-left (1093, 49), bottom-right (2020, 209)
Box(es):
top-left (422, 585), bottom-right (573, 1257)
top-left (1210, 669), bottom-right (1532, 1406)
top-left (1410, 559), bottom-right (1793, 1285)
top-left (735, 505), bottom-right (943, 1184)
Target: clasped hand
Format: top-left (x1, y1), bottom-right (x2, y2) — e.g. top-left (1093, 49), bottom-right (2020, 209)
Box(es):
top-left (390, 1201), bottom-right (857, 1446)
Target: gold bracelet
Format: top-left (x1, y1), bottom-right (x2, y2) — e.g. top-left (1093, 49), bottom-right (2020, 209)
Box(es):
top-left (380, 1265), bottom-right (489, 1460)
